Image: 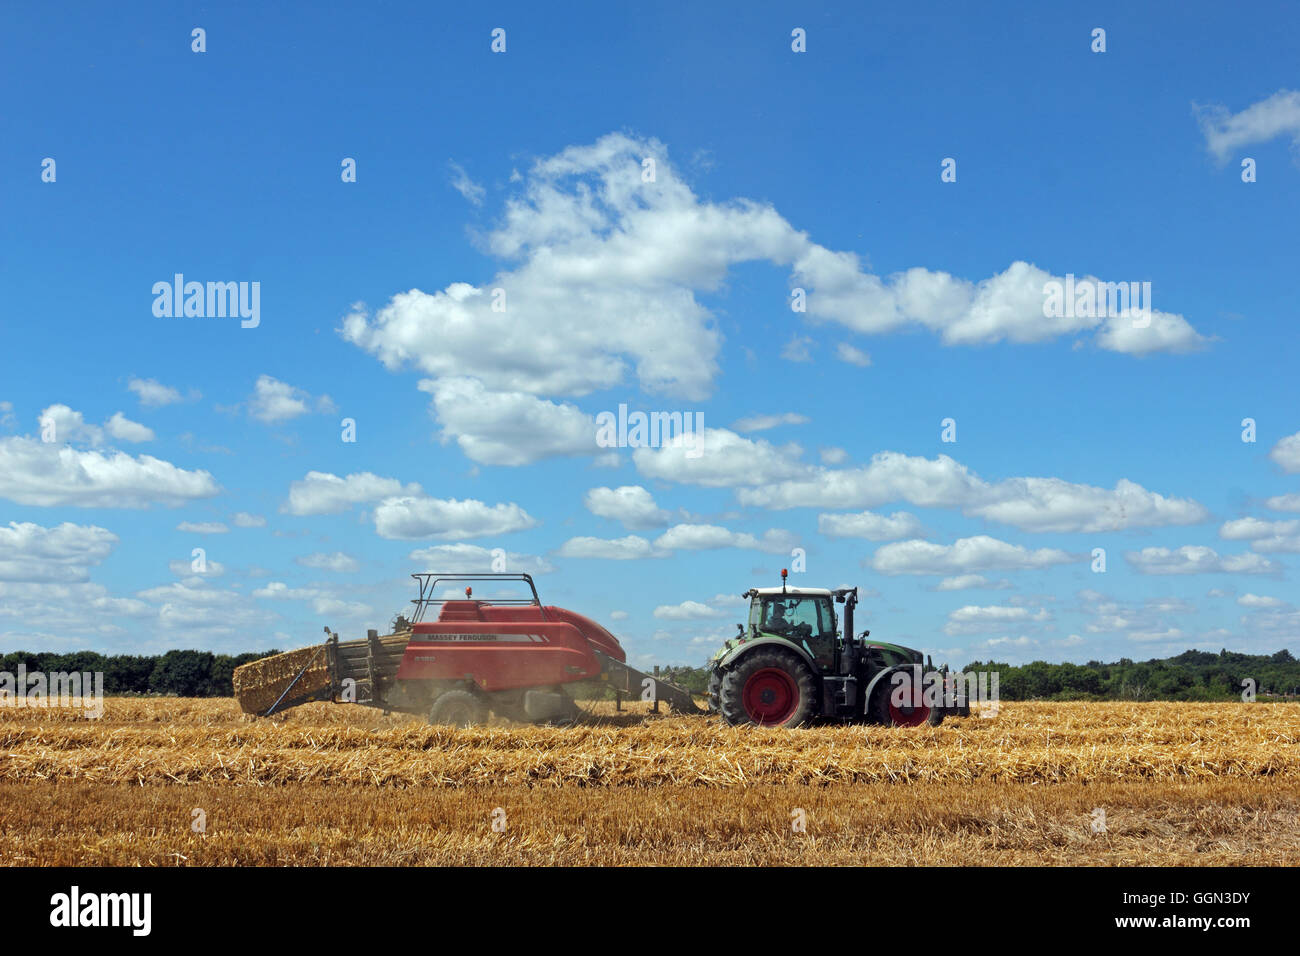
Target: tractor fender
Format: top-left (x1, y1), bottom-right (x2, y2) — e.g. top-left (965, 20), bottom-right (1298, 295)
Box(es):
top-left (862, 663), bottom-right (924, 713)
top-left (716, 637), bottom-right (818, 673)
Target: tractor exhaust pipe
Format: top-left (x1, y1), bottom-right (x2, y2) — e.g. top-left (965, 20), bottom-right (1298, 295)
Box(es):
top-left (838, 587), bottom-right (858, 677)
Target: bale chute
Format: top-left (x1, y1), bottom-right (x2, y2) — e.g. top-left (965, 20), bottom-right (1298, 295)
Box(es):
top-left (232, 643), bottom-right (333, 715)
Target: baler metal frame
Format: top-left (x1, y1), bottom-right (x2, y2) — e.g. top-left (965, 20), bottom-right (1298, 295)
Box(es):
top-left (409, 572), bottom-right (547, 623)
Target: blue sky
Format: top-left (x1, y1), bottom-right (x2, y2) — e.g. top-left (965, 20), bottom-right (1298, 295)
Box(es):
top-left (2, 1), bottom-right (1299, 668)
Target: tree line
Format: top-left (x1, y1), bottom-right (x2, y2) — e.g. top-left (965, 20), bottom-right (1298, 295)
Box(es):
top-left (1, 646), bottom-right (1297, 701)
top-left (661, 649), bottom-right (1300, 702)
top-left (961, 648), bottom-right (1300, 701)
top-left (0, 649), bottom-right (273, 698)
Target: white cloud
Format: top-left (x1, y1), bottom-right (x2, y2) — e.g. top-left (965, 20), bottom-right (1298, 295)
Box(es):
top-left (343, 134), bottom-right (1205, 424)
top-left (737, 451), bottom-right (1206, 534)
top-left (447, 160), bottom-right (485, 205)
top-left (653, 523), bottom-right (794, 554)
top-left (735, 452), bottom-right (983, 505)
top-left (176, 521), bottom-right (228, 534)
top-left (1093, 308), bottom-right (1210, 357)
top-left (0, 436), bottom-right (219, 509)
top-left (1078, 589), bottom-right (1191, 637)
top-left (654, 600), bottom-right (726, 620)
top-left (127, 377), bottom-right (187, 407)
top-left (0, 402), bottom-right (15, 428)
top-left (968, 476), bottom-right (1209, 533)
top-left (406, 543), bottom-right (554, 576)
top-left (248, 375), bottom-right (336, 424)
top-left (872, 535), bottom-right (1078, 575)
top-left (168, 557), bottom-right (225, 577)
top-left (232, 512), bottom-right (266, 528)
top-left (1264, 493), bottom-right (1300, 512)
top-left (36, 404), bottom-right (154, 446)
top-left (343, 136), bottom-right (728, 401)
top-left (1269, 432), bottom-right (1300, 474)
top-left (0, 522), bottom-right (118, 583)
top-left (933, 575), bottom-right (1012, 591)
top-left (1196, 89), bottom-right (1300, 163)
top-left (818, 510), bottom-right (923, 541)
top-left (634, 428), bottom-right (808, 488)
top-left (584, 485), bottom-right (670, 529)
top-left (1238, 593), bottom-right (1285, 609)
top-left (981, 636), bottom-right (1038, 648)
top-left (835, 343), bottom-right (871, 367)
top-left (800, 258), bottom-right (1206, 355)
top-left (1219, 516), bottom-right (1300, 553)
top-left (252, 581), bottom-right (321, 600)
top-left (731, 412), bottom-right (810, 433)
top-left (251, 581), bottom-right (372, 620)
top-left (1125, 546), bottom-right (1278, 575)
top-left (819, 446), bottom-right (848, 465)
top-left (419, 377), bottom-right (595, 465)
top-left (137, 577), bottom-right (273, 640)
top-left (313, 597), bottom-right (374, 620)
top-left (0, 579), bottom-right (152, 646)
top-left (105, 412), bottom-right (154, 443)
top-left (1240, 605), bottom-right (1300, 637)
top-left (1128, 628), bottom-right (1186, 643)
top-left (1143, 596), bottom-right (1196, 614)
top-left (555, 535), bottom-right (667, 560)
top-left (38, 404), bottom-right (103, 444)
top-left (372, 496), bottom-right (537, 540)
top-left (295, 551), bottom-right (361, 573)
top-left (944, 604), bottom-right (1050, 636)
top-left (285, 471), bottom-right (420, 516)
top-left (1219, 516), bottom-right (1295, 539)
top-left (610, 610), bottom-right (629, 621)
top-left (780, 335), bottom-right (814, 362)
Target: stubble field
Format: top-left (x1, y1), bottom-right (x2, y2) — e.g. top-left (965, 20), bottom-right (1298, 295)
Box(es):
top-left (1, 698), bottom-right (1297, 866)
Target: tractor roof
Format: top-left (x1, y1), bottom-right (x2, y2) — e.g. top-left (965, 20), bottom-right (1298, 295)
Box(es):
top-left (751, 586), bottom-right (832, 597)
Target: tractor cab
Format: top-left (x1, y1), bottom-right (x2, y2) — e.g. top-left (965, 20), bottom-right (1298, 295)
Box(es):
top-left (746, 586), bottom-right (838, 673)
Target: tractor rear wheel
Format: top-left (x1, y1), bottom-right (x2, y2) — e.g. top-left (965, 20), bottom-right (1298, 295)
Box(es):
top-left (719, 649), bottom-right (816, 728)
top-left (869, 676), bottom-right (934, 728)
top-left (429, 689), bottom-right (487, 727)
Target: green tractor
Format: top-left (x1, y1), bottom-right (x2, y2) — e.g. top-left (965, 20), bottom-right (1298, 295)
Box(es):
top-left (706, 570), bottom-right (967, 728)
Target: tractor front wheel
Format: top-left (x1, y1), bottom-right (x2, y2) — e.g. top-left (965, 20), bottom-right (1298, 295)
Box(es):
top-left (428, 689), bottom-right (488, 727)
top-left (706, 669), bottom-right (721, 713)
top-left (719, 650), bottom-right (817, 728)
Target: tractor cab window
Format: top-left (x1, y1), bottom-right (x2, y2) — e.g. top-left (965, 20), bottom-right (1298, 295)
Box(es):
top-left (753, 595), bottom-right (836, 668)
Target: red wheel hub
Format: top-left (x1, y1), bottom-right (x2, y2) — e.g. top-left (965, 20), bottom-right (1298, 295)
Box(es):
top-left (743, 667), bottom-right (799, 725)
top-left (888, 697), bottom-right (932, 727)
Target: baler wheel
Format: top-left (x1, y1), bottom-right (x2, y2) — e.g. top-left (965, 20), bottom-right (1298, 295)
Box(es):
top-left (428, 689), bottom-right (488, 727)
top-left (719, 649), bottom-right (816, 728)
